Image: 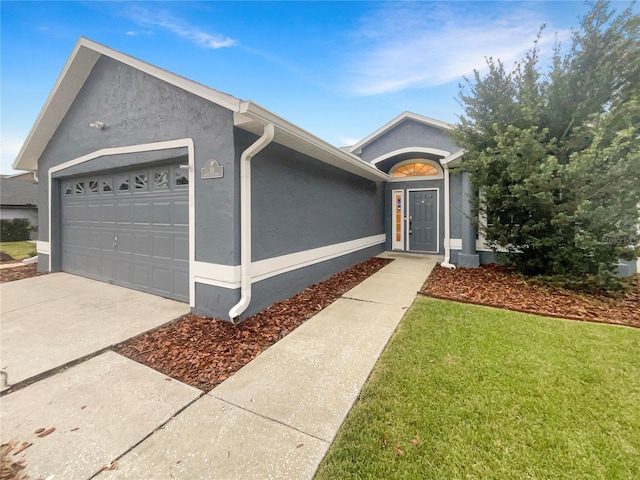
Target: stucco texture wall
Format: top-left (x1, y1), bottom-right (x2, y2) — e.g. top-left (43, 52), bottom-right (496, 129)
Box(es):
top-left (235, 128), bottom-right (385, 261)
top-left (360, 119), bottom-right (459, 163)
top-left (37, 56), bottom-right (237, 269)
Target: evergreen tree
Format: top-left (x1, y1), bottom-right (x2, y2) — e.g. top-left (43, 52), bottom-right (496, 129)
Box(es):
top-left (452, 0), bottom-right (640, 290)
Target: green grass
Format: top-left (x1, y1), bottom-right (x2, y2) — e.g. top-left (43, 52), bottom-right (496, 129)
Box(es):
top-left (0, 241), bottom-right (36, 260)
top-left (315, 298), bottom-right (640, 480)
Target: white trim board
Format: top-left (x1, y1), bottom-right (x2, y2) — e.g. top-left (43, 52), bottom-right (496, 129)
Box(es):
top-left (36, 241), bottom-right (51, 256)
top-left (371, 147), bottom-right (450, 166)
top-left (194, 234), bottom-right (386, 290)
top-left (47, 138), bottom-right (196, 306)
top-left (448, 238), bottom-right (509, 253)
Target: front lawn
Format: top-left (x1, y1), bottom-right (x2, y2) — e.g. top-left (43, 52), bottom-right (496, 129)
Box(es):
top-left (0, 241), bottom-right (36, 261)
top-left (316, 298), bottom-right (640, 479)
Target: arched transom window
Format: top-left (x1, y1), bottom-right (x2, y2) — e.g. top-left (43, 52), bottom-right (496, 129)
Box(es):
top-left (391, 160), bottom-right (441, 178)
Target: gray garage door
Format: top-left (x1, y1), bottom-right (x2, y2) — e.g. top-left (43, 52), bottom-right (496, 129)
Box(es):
top-left (61, 164), bottom-right (189, 302)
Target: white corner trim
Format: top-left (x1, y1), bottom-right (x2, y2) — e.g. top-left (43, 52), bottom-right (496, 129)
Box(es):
top-left (36, 241), bottom-right (51, 255)
top-left (193, 233), bottom-right (386, 290)
top-left (48, 138), bottom-right (195, 307)
top-left (371, 147), bottom-right (451, 166)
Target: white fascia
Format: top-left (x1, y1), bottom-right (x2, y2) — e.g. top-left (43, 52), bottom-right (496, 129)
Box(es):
top-left (235, 101), bottom-right (390, 182)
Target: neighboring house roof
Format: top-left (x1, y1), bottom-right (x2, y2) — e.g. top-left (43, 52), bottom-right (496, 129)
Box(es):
top-left (0, 178), bottom-right (38, 207)
top-left (349, 111), bottom-right (454, 156)
top-left (13, 37), bottom-right (389, 182)
top-left (0, 172), bottom-right (37, 181)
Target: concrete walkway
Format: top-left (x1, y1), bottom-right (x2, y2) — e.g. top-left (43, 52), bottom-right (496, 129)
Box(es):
top-left (0, 253), bottom-right (438, 480)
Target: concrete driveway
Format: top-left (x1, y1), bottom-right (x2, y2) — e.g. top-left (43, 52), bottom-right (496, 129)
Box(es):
top-left (0, 272), bottom-right (190, 392)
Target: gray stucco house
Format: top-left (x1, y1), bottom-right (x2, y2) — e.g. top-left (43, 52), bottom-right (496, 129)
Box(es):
top-left (13, 38), bottom-right (485, 322)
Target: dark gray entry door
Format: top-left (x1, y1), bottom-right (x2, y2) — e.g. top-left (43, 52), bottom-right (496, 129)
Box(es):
top-left (408, 190), bottom-right (437, 252)
top-left (61, 164), bottom-right (189, 302)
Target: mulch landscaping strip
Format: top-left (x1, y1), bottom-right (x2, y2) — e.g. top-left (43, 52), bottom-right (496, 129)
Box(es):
top-left (0, 264), bottom-right (46, 284)
top-left (117, 257), bottom-right (393, 392)
top-left (420, 263), bottom-right (639, 329)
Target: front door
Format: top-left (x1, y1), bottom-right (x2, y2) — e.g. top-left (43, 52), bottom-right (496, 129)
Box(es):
top-left (408, 190), bottom-right (437, 252)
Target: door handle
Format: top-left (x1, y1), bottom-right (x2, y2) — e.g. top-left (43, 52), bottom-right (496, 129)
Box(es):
top-left (113, 236), bottom-right (118, 248)
top-left (409, 216), bottom-right (413, 234)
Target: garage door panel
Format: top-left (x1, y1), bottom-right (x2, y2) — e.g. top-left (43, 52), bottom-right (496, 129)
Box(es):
top-left (133, 201), bottom-right (152, 224)
top-left (153, 202), bottom-right (171, 224)
top-left (153, 235), bottom-right (173, 259)
top-left (115, 231), bottom-right (134, 255)
top-left (174, 236), bottom-right (188, 261)
top-left (174, 271), bottom-right (189, 299)
top-left (174, 201), bottom-right (188, 226)
top-left (100, 203), bottom-right (115, 223)
top-left (87, 255), bottom-right (101, 276)
top-left (115, 202), bottom-right (133, 224)
top-left (133, 233), bottom-right (151, 256)
top-left (115, 261), bottom-right (131, 284)
top-left (87, 204), bottom-right (101, 222)
top-left (152, 267), bottom-right (172, 295)
top-left (133, 264), bottom-right (150, 288)
top-left (101, 258), bottom-right (114, 279)
top-left (61, 164), bottom-right (189, 302)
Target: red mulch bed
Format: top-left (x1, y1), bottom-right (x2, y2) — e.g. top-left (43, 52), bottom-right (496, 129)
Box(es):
top-left (117, 257), bottom-right (393, 392)
top-left (420, 263), bottom-right (640, 328)
top-left (0, 264), bottom-right (46, 283)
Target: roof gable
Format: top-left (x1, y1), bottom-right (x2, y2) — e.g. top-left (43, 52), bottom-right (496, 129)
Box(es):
top-left (13, 38), bottom-right (389, 182)
top-left (349, 112), bottom-right (453, 156)
top-left (12, 37), bottom-right (241, 172)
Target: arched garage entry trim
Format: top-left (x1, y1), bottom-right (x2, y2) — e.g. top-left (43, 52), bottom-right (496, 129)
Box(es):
top-left (46, 138), bottom-right (195, 306)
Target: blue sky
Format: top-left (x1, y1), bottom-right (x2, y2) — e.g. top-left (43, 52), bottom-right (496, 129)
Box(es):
top-left (0, 1), bottom-right (621, 173)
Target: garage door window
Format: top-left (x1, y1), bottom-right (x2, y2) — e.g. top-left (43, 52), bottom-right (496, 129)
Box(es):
top-left (88, 180), bottom-right (99, 194)
top-left (101, 178), bottom-right (113, 193)
top-left (175, 170), bottom-right (188, 187)
top-left (117, 176), bottom-right (130, 193)
top-left (153, 171), bottom-right (169, 189)
top-left (134, 173), bottom-right (148, 191)
top-left (75, 182), bottom-right (85, 195)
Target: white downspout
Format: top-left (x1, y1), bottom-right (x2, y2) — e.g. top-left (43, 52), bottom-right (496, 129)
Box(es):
top-left (228, 123), bottom-right (275, 323)
top-left (441, 162), bottom-right (456, 270)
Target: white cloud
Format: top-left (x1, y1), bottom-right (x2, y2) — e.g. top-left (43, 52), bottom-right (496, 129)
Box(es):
top-left (0, 134), bottom-right (26, 174)
top-left (125, 31), bottom-right (137, 36)
top-left (340, 137), bottom-right (361, 147)
top-left (346, 2), bottom-right (571, 96)
top-left (125, 5), bottom-right (236, 49)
